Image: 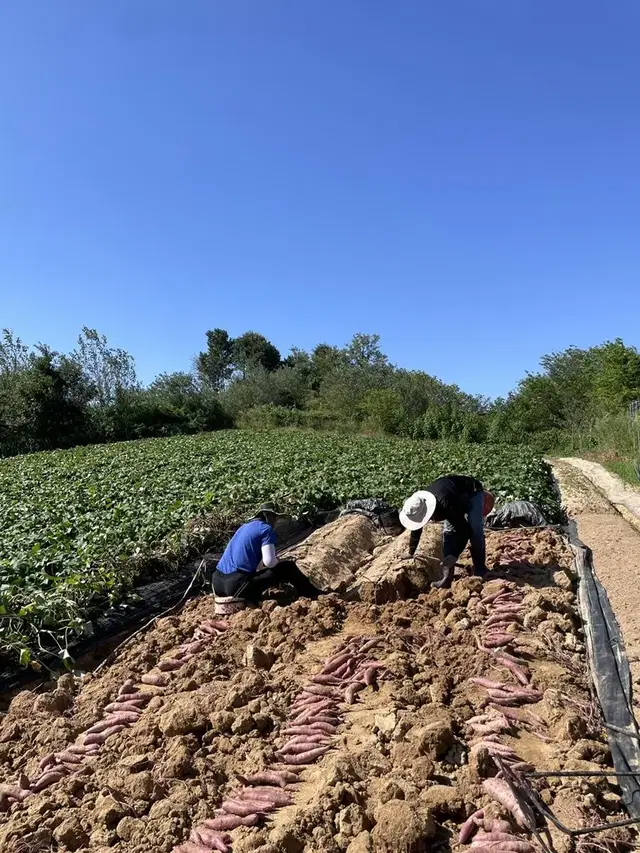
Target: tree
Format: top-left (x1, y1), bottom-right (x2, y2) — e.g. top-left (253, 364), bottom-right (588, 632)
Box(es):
top-left (196, 328), bottom-right (234, 390)
top-left (592, 339), bottom-right (640, 416)
top-left (233, 331), bottom-right (281, 377)
top-left (71, 328), bottom-right (137, 406)
top-left (344, 333), bottom-right (388, 369)
top-left (0, 329), bottom-right (30, 375)
top-left (0, 348), bottom-right (92, 455)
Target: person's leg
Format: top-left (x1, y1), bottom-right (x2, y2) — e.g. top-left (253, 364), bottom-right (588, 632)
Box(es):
top-left (234, 562), bottom-right (323, 604)
top-left (467, 491), bottom-right (488, 576)
top-left (272, 560), bottom-right (323, 598)
top-left (433, 520), bottom-right (469, 589)
top-left (442, 519), bottom-right (470, 563)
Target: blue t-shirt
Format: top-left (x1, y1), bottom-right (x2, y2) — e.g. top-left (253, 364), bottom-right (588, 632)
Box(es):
top-left (216, 520), bottom-right (277, 576)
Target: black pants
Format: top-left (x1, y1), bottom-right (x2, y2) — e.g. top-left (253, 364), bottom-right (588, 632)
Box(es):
top-left (213, 560), bottom-right (321, 604)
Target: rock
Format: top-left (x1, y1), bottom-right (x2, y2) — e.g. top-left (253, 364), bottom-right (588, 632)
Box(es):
top-left (468, 744), bottom-right (496, 781)
top-left (568, 739), bottom-right (610, 764)
top-left (391, 744), bottom-right (435, 782)
top-left (94, 793), bottom-right (128, 827)
top-left (53, 816), bottom-right (88, 851)
top-left (33, 690), bottom-right (72, 714)
top-left (163, 737), bottom-right (195, 778)
top-left (337, 804), bottom-right (369, 837)
top-left (116, 816), bottom-right (146, 842)
top-left (244, 645), bottom-right (274, 670)
top-left (231, 712), bottom-right (255, 735)
top-left (378, 779), bottom-right (405, 803)
top-left (269, 825), bottom-right (304, 852)
top-left (374, 712), bottom-right (397, 736)
top-left (347, 831), bottom-right (372, 853)
top-left (8, 690), bottom-right (36, 717)
top-left (372, 801), bottom-right (435, 852)
top-left (444, 607), bottom-right (467, 627)
top-left (159, 695), bottom-right (208, 736)
top-left (428, 680), bottom-right (451, 705)
top-left (414, 720), bottom-right (453, 759)
top-left (124, 770), bottom-right (155, 799)
top-left (420, 784), bottom-right (464, 816)
top-left (523, 607), bottom-right (547, 630)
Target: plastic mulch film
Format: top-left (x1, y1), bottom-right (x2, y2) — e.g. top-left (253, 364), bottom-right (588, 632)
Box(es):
top-left (568, 520), bottom-right (640, 816)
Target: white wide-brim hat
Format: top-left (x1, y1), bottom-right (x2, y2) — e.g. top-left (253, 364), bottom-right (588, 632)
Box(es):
top-left (399, 490), bottom-right (437, 531)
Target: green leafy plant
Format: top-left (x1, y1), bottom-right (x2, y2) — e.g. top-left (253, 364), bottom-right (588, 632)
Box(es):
top-left (0, 430), bottom-right (561, 665)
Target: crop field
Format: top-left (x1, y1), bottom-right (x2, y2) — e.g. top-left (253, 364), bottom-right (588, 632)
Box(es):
top-left (0, 430), bottom-right (561, 665)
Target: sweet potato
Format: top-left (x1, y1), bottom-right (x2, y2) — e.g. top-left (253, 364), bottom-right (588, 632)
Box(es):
top-left (283, 746), bottom-right (329, 765)
top-left (282, 722), bottom-right (336, 736)
top-left (118, 679), bottom-right (136, 695)
top-left (158, 658), bottom-right (183, 672)
top-left (67, 744), bottom-right (90, 755)
top-left (471, 842), bottom-right (535, 853)
top-left (291, 712), bottom-right (338, 726)
top-left (363, 666), bottom-right (379, 687)
top-left (482, 820), bottom-right (514, 834)
top-left (56, 751), bottom-right (83, 764)
top-left (471, 677), bottom-right (509, 690)
top-left (32, 770), bottom-right (66, 791)
top-left (239, 770), bottom-right (298, 788)
top-left (322, 651), bottom-right (351, 673)
top-left (482, 778), bottom-right (535, 828)
top-left (175, 844), bottom-right (214, 853)
top-left (0, 785), bottom-right (31, 802)
top-left (115, 692), bottom-right (151, 705)
top-left (84, 724), bottom-right (125, 745)
top-left (359, 637), bottom-right (383, 653)
top-left (345, 682), bottom-right (365, 704)
top-left (312, 674), bottom-right (342, 685)
top-left (39, 752), bottom-right (56, 771)
top-left (221, 798), bottom-right (271, 817)
top-left (86, 718), bottom-right (121, 735)
top-left (302, 683), bottom-right (341, 699)
top-left (238, 787), bottom-right (292, 806)
top-left (468, 719), bottom-right (511, 737)
top-left (203, 814), bottom-right (260, 830)
top-left (459, 808), bottom-right (484, 843)
top-left (191, 827), bottom-right (232, 851)
top-left (483, 636), bottom-right (516, 649)
top-left (277, 740), bottom-right (329, 756)
top-left (104, 701), bottom-right (143, 714)
top-left (473, 831), bottom-right (526, 843)
top-left (481, 589), bottom-right (508, 604)
top-left (104, 710), bottom-right (142, 725)
top-left (141, 673), bottom-right (168, 687)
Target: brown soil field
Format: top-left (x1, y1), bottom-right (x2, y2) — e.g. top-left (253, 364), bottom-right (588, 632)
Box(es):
top-left (0, 525), bottom-right (632, 853)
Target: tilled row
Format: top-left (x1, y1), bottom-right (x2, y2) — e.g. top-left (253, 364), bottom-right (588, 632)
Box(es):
top-left (461, 581), bottom-right (549, 850)
top-left (173, 634), bottom-right (386, 853)
top-left (0, 618), bottom-right (229, 813)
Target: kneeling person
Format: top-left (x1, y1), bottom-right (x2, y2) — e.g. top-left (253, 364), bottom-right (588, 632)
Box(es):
top-left (400, 475), bottom-right (494, 589)
top-left (213, 503), bottom-right (323, 613)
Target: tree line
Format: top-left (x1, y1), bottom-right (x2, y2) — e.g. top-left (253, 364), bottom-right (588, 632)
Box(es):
top-left (0, 326), bottom-right (639, 458)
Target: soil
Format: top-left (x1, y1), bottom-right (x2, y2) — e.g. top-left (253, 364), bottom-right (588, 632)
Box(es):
top-left (552, 459), bottom-right (640, 703)
top-left (0, 519), bottom-right (631, 853)
top-left (558, 458), bottom-right (640, 534)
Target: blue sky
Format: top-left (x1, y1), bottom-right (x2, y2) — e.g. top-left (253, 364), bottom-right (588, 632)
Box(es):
top-left (1, 1), bottom-right (638, 399)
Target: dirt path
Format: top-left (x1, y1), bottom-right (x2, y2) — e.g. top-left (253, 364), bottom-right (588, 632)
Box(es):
top-left (551, 459), bottom-right (640, 698)
top-left (558, 456), bottom-right (640, 533)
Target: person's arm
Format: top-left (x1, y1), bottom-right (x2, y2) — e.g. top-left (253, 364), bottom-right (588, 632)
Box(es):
top-left (260, 524), bottom-right (279, 568)
top-left (261, 543), bottom-right (278, 568)
top-left (409, 527), bottom-right (422, 556)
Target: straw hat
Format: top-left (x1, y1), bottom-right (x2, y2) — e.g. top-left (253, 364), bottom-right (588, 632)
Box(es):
top-left (399, 491), bottom-right (437, 531)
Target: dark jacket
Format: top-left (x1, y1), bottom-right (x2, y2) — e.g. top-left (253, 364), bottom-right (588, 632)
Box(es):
top-left (409, 475), bottom-right (483, 555)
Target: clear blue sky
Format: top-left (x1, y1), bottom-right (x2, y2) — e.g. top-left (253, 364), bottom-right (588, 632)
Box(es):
top-left (1, 1), bottom-right (638, 399)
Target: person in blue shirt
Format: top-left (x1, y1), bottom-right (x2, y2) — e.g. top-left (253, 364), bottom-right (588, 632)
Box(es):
top-left (213, 503), bottom-right (323, 611)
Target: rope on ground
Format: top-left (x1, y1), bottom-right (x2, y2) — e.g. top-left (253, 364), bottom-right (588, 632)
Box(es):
top-left (93, 558), bottom-right (206, 675)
